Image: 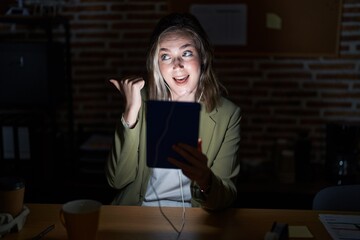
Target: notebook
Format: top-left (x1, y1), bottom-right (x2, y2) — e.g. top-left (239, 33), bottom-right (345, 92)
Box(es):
top-left (146, 100), bottom-right (201, 169)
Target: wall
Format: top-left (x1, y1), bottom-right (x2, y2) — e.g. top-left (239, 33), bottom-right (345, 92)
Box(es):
top-left (1, 0), bottom-right (360, 180)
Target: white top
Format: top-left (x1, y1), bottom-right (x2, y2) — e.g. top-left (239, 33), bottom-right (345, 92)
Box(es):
top-left (142, 168), bottom-right (192, 207)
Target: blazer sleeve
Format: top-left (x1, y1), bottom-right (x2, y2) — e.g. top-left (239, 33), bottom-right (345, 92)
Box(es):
top-left (105, 105), bottom-right (144, 190)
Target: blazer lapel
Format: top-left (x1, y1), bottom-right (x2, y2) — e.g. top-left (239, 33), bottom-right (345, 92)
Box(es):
top-left (199, 105), bottom-right (218, 155)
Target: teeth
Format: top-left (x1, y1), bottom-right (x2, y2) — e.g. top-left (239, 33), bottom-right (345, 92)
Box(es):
top-left (174, 76), bottom-right (188, 81)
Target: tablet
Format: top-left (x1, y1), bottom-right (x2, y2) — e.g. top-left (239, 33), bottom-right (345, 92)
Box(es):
top-left (146, 100), bottom-right (201, 169)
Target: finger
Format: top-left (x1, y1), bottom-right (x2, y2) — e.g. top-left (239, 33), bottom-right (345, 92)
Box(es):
top-left (172, 144), bottom-right (205, 168)
top-left (109, 79), bottom-right (121, 91)
top-left (176, 143), bottom-right (204, 160)
top-left (197, 138), bottom-right (202, 152)
top-left (168, 158), bottom-right (194, 177)
top-left (172, 144), bottom-right (196, 160)
top-left (123, 77), bottom-right (145, 89)
top-left (138, 79), bottom-right (145, 89)
top-left (168, 157), bottom-right (191, 169)
top-left (130, 78), bottom-right (145, 89)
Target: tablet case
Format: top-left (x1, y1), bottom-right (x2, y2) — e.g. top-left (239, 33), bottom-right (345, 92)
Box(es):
top-left (146, 100), bottom-right (201, 169)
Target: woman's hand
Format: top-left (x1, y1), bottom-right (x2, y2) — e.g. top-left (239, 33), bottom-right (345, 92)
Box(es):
top-left (168, 140), bottom-right (211, 191)
top-left (109, 76), bottom-right (145, 127)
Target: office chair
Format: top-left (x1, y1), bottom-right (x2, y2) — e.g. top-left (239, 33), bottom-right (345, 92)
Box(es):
top-left (312, 184), bottom-right (360, 211)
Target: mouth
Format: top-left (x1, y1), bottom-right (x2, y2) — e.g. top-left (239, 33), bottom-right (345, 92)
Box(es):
top-left (173, 75), bottom-right (189, 84)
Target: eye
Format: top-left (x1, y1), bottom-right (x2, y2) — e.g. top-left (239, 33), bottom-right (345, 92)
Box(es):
top-left (160, 54), bottom-right (170, 61)
top-left (183, 50), bottom-right (193, 57)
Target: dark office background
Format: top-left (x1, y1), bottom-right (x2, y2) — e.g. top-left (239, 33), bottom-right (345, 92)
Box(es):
top-left (0, 0), bottom-right (359, 209)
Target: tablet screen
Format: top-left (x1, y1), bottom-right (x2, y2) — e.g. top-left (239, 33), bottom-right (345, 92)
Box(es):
top-left (146, 100), bottom-right (201, 169)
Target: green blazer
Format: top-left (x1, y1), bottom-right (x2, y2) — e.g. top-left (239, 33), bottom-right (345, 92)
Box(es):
top-left (105, 96), bottom-right (241, 211)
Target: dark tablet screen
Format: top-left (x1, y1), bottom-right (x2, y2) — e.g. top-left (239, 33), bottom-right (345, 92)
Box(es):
top-left (146, 100), bottom-right (201, 169)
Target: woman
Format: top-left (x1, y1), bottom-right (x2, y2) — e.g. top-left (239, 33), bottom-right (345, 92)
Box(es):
top-left (106, 13), bottom-right (241, 211)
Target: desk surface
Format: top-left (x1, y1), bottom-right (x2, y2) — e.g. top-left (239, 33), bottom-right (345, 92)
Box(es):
top-left (3, 204), bottom-right (357, 240)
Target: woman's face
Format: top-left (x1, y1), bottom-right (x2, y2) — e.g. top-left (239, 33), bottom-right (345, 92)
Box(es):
top-left (158, 31), bottom-right (201, 102)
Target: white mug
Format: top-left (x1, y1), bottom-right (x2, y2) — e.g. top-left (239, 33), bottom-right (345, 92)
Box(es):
top-left (60, 199), bottom-right (102, 240)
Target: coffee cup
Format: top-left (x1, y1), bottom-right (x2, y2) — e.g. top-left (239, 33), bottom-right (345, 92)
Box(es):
top-left (0, 177), bottom-right (25, 217)
top-left (60, 199), bottom-right (102, 240)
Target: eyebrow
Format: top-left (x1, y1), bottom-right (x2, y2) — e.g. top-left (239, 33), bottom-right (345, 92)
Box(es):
top-left (159, 43), bottom-right (195, 52)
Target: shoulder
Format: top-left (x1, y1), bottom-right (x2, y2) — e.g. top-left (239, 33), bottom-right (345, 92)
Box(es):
top-left (204, 96), bottom-right (241, 123)
top-left (217, 96), bottom-right (241, 115)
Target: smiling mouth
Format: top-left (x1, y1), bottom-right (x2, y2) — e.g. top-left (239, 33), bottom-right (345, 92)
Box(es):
top-left (173, 75), bottom-right (189, 83)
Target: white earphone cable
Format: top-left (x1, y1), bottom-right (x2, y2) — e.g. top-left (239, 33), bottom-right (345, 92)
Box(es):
top-left (149, 170), bottom-right (186, 239)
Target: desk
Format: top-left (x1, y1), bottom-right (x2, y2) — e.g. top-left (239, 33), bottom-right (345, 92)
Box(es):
top-left (3, 204), bottom-right (355, 240)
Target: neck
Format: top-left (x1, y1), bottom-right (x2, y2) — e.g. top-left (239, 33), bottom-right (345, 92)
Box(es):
top-left (171, 90), bottom-right (197, 102)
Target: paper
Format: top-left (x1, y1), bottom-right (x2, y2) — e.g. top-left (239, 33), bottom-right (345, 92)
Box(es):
top-left (2, 126), bottom-right (15, 159)
top-left (18, 127), bottom-right (31, 160)
top-left (319, 214), bottom-right (360, 240)
top-left (289, 226), bottom-right (314, 238)
top-left (266, 13), bottom-right (282, 30)
top-left (190, 4), bottom-right (247, 45)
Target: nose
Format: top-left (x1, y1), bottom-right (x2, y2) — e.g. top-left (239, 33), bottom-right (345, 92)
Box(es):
top-left (172, 57), bottom-right (184, 69)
